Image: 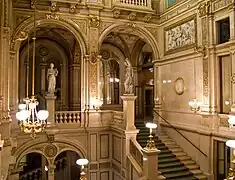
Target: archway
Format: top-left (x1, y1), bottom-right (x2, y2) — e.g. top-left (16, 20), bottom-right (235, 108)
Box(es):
top-left (54, 150), bottom-right (81, 180)
top-left (99, 24), bottom-right (158, 118)
top-left (10, 17), bottom-right (87, 115)
top-left (18, 152), bottom-right (49, 180)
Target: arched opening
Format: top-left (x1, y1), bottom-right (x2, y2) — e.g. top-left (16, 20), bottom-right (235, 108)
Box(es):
top-left (54, 150), bottom-right (81, 180)
top-left (19, 152), bottom-right (48, 180)
top-left (99, 25), bottom-right (157, 119)
top-left (18, 26), bottom-right (82, 111)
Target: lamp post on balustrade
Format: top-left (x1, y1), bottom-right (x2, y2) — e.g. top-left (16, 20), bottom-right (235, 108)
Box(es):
top-left (76, 158), bottom-right (89, 180)
top-left (226, 115), bottom-right (235, 179)
top-left (141, 122), bottom-right (160, 180)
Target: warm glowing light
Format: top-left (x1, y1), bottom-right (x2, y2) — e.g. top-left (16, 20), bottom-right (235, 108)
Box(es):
top-left (228, 115), bottom-right (235, 125)
top-left (76, 159), bottom-right (89, 166)
top-left (226, 140), bottom-right (235, 148)
top-left (145, 122), bottom-right (157, 129)
top-left (189, 98), bottom-right (201, 112)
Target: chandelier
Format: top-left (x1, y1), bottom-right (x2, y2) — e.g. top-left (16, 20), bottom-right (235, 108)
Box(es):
top-left (16, 0), bottom-right (49, 138)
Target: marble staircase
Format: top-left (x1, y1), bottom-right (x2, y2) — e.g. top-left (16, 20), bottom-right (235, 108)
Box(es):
top-left (135, 119), bottom-right (207, 180)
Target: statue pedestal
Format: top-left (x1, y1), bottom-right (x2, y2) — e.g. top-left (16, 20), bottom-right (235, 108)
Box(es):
top-left (121, 94), bottom-right (137, 131)
top-left (45, 94), bottom-right (56, 125)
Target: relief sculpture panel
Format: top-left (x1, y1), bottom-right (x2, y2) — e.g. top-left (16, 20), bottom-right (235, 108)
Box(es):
top-left (165, 16), bottom-right (196, 54)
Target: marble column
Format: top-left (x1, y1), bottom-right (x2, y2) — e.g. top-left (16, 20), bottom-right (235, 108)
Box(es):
top-left (48, 165), bottom-right (56, 180)
top-left (69, 63), bottom-right (81, 110)
top-left (40, 62), bottom-right (47, 93)
top-left (121, 95), bottom-right (137, 130)
top-left (229, 5), bottom-right (235, 40)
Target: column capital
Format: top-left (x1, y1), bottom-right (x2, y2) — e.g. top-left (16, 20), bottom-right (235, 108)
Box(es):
top-left (121, 95), bottom-right (137, 101)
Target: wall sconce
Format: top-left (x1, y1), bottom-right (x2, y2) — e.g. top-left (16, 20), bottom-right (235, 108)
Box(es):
top-left (145, 122), bottom-right (157, 150)
top-left (0, 140), bottom-right (4, 151)
top-left (189, 98), bottom-right (201, 113)
top-left (76, 158), bottom-right (89, 180)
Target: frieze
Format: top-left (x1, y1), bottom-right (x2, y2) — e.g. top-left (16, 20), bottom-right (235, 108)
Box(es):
top-left (164, 16), bottom-right (197, 54)
top-left (161, 0), bottom-right (198, 23)
top-left (212, 0), bottom-right (232, 12)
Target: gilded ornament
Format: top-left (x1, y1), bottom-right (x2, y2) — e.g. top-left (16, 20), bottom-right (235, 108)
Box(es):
top-left (231, 73), bottom-right (235, 83)
top-left (89, 16), bottom-right (100, 28)
top-left (46, 13), bottom-right (60, 20)
top-left (70, 4), bottom-right (77, 13)
top-left (50, 1), bottom-right (57, 12)
top-left (113, 9), bottom-right (120, 18)
top-left (90, 52), bottom-right (98, 64)
top-left (198, 1), bottom-right (211, 17)
top-left (143, 14), bottom-right (152, 22)
top-left (128, 12), bottom-right (137, 21)
top-left (44, 144), bottom-right (57, 158)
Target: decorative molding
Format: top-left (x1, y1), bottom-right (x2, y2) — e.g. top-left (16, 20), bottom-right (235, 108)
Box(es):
top-left (212, 0), bottom-right (232, 12)
top-left (198, 1), bottom-right (211, 17)
top-left (113, 9), bottom-right (121, 18)
top-left (89, 15), bottom-right (100, 28)
top-left (43, 144), bottom-right (58, 158)
top-left (231, 73), bottom-right (235, 83)
top-left (174, 77), bottom-right (185, 95)
top-left (128, 12), bottom-right (137, 21)
top-left (203, 58), bottom-right (209, 101)
top-left (50, 1), bottom-right (57, 12)
top-left (143, 14), bottom-right (152, 22)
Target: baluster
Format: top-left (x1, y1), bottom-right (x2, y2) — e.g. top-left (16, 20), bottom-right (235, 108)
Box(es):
top-left (55, 113), bottom-right (59, 123)
top-left (59, 113), bottom-right (63, 124)
top-left (64, 113), bottom-right (67, 123)
top-left (140, 0), bottom-right (143, 6)
top-left (72, 113), bottom-right (76, 123)
top-left (145, 0), bottom-right (147, 6)
top-left (68, 113), bottom-right (72, 123)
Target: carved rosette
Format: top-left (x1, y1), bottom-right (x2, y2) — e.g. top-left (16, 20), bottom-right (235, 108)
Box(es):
top-left (43, 144), bottom-right (58, 158)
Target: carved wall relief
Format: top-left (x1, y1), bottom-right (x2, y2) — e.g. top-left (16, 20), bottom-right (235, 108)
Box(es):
top-left (165, 16), bottom-right (196, 54)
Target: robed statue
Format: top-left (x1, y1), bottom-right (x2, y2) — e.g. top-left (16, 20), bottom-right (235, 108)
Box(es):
top-left (47, 63), bottom-right (58, 94)
top-left (124, 58), bottom-right (134, 94)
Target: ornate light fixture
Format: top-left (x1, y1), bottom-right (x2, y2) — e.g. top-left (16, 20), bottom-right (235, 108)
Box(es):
top-left (76, 158), bottom-right (89, 180)
top-left (16, 0), bottom-right (48, 138)
top-left (189, 59), bottom-right (201, 113)
top-left (226, 115), bottom-right (235, 179)
top-left (145, 122), bottom-right (157, 149)
top-left (189, 98), bottom-right (201, 113)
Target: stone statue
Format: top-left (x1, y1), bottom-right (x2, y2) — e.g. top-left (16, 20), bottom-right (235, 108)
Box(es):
top-left (124, 58), bottom-right (134, 94)
top-left (47, 63), bottom-right (58, 94)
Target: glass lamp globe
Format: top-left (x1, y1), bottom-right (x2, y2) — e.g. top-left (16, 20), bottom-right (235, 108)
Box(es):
top-left (76, 158), bottom-right (89, 166)
top-left (226, 140), bottom-right (235, 148)
top-left (16, 110), bottom-right (30, 121)
top-left (228, 115), bottom-right (235, 125)
top-left (37, 110), bottom-right (49, 121)
top-left (145, 122), bottom-right (157, 129)
top-left (29, 102), bottom-right (37, 109)
top-left (18, 103), bottom-right (26, 110)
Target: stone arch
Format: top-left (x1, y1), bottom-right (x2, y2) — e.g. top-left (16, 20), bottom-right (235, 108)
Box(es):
top-left (14, 138), bottom-right (87, 169)
top-left (9, 17), bottom-right (87, 110)
top-left (12, 17), bottom-right (87, 55)
top-left (19, 39), bottom-right (69, 109)
top-left (99, 23), bottom-right (160, 61)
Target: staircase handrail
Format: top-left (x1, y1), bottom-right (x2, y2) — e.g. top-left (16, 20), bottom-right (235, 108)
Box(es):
top-left (130, 138), bottom-right (144, 167)
top-left (153, 109), bottom-right (207, 157)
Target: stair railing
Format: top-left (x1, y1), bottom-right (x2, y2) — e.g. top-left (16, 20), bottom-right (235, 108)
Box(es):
top-left (153, 109), bottom-right (207, 157)
top-left (130, 138), bottom-right (143, 168)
